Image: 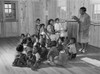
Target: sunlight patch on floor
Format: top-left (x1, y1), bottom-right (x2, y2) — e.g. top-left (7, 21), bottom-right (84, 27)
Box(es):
top-left (81, 57), bottom-right (100, 67)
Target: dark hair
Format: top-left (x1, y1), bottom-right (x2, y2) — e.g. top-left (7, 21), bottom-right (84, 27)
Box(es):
top-left (27, 37), bottom-right (32, 42)
top-left (26, 33), bottom-right (30, 37)
top-left (58, 37), bottom-right (65, 42)
top-left (21, 34), bottom-right (25, 37)
top-left (55, 18), bottom-right (59, 22)
top-left (16, 44), bottom-right (23, 52)
top-left (80, 7), bottom-right (86, 12)
top-left (40, 23), bottom-right (45, 28)
top-left (48, 19), bottom-right (54, 25)
top-left (36, 18), bottom-right (40, 22)
top-left (27, 51), bottom-right (32, 55)
top-left (35, 42), bottom-right (42, 54)
top-left (27, 37), bottom-right (33, 48)
top-left (21, 38), bottom-right (27, 44)
top-left (70, 38), bottom-right (76, 43)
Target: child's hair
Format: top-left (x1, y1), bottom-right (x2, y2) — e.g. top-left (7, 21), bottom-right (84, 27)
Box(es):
top-left (48, 19), bottom-right (54, 25)
top-left (27, 37), bottom-right (33, 48)
top-left (21, 38), bottom-right (27, 44)
top-left (36, 18), bottom-right (40, 22)
top-left (21, 34), bottom-right (25, 37)
top-left (16, 44), bottom-right (24, 52)
top-left (70, 37), bottom-right (76, 43)
top-left (31, 34), bottom-right (37, 38)
top-left (40, 23), bottom-right (45, 28)
top-left (27, 37), bottom-right (32, 42)
top-left (57, 37), bottom-right (64, 43)
top-left (26, 33), bottom-right (30, 37)
top-left (55, 18), bottom-right (60, 22)
top-left (27, 51), bottom-right (32, 55)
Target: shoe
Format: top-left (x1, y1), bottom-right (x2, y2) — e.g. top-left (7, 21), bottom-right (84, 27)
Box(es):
top-left (79, 48), bottom-right (83, 52)
top-left (82, 49), bottom-right (85, 53)
top-left (50, 62), bottom-right (55, 66)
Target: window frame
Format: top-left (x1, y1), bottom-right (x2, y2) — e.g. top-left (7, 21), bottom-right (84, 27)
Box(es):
top-left (92, 4), bottom-right (100, 21)
top-left (4, 1), bottom-right (18, 22)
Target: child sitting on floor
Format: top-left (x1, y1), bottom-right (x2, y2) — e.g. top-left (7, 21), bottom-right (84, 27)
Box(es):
top-left (39, 34), bottom-right (46, 47)
top-left (54, 47), bottom-right (68, 66)
top-left (47, 46), bottom-right (59, 65)
top-left (54, 37), bottom-right (68, 66)
top-left (68, 38), bottom-right (77, 60)
top-left (27, 51), bottom-right (36, 67)
top-left (31, 46), bottom-right (41, 70)
top-left (13, 44), bottom-right (27, 67)
top-left (20, 34), bottom-right (26, 43)
top-left (47, 37), bottom-right (64, 65)
top-left (24, 37), bottom-right (33, 54)
top-left (40, 45), bottom-right (48, 61)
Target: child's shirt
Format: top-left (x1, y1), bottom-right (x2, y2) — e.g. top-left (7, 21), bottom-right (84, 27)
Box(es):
top-left (54, 23), bottom-right (62, 32)
top-left (59, 50), bottom-right (68, 63)
top-left (47, 25), bottom-right (55, 34)
top-left (68, 44), bottom-right (77, 54)
top-left (60, 23), bottom-right (68, 37)
top-left (34, 53), bottom-right (40, 61)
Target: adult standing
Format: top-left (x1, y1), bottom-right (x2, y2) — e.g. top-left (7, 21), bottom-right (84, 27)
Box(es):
top-left (72, 7), bottom-right (91, 53)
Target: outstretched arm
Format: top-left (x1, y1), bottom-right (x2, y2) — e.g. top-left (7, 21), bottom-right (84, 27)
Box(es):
top-left (72, 16), bottom-right (80, 24)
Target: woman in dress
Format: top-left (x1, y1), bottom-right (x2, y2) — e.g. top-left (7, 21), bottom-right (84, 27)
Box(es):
top-left (72, 7), bottom-right (91, 53)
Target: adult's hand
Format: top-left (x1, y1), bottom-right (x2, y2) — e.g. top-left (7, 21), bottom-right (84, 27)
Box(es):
top-left (72, 16), bottom-right (80, 24)
top-left (72, 16), bottom-right (78, 20)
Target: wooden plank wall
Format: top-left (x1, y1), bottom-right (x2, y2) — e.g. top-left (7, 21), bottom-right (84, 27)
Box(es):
top-left (18, 0), bottom-right (57, 35)
top-left (65, 0), bottom-right (100, 48)
top-left (18, 0), bottom-right (45, 35)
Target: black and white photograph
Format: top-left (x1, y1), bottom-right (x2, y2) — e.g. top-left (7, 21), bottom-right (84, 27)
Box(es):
top-left (0, 0), bottom-right (100, 74)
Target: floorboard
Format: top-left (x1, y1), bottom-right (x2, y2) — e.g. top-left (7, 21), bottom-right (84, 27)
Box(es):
top-left (0, 37), bottom-right (100, 74)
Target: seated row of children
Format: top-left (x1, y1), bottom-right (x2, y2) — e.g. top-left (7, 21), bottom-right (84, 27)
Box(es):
top-left (12, 33), bottom-right (77, 70)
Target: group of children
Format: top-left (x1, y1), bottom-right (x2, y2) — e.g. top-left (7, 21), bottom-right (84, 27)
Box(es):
top-left (12, 18), bottom-right (77, 70)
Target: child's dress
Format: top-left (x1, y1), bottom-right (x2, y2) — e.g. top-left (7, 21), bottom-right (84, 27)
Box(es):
top-left (47, 47), bottom-right (59, 59)
top-left (54, 50), bottom-right (68, 65)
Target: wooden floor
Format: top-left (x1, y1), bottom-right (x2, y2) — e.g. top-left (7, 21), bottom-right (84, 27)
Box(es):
top-left (0, 37), bottom-right (100, 74)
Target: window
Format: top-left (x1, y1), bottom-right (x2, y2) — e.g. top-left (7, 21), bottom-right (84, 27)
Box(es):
top-left (4, 2), bottom-right (16, 21)
top-left (92, 4), bottom-right (100, 20)
top-left (94, 4), bottom-right (100, 14)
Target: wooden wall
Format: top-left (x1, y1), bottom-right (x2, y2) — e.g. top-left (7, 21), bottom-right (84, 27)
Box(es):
top-left (18, 0), bottom-right (45, 35)
top-left (17, 0), bottom-right (100, 47)
top-left (18, 0), bottom-right (57, 35)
